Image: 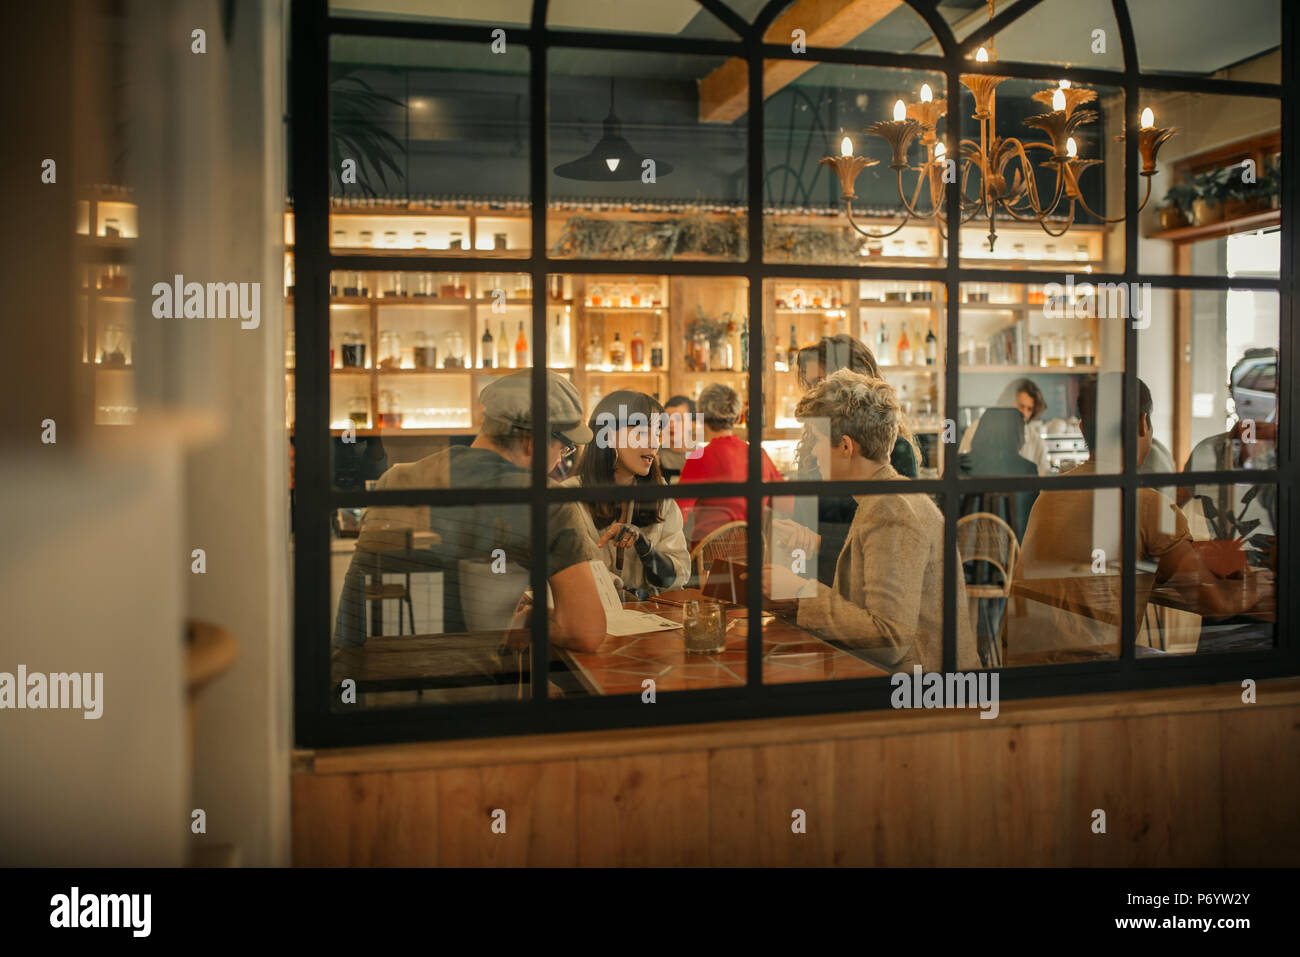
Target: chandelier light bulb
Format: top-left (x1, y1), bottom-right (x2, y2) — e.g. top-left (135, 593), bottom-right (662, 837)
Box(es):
top-left (975, 46), bottom-right (988, 63)
top-left (920, 83), bottom-right (933, 103)
top-left (893, 99), bottom-right (906, 122)
top-left (1052, 88), bottom-right (1066, 112)
top-left (841, 135), bottom-right (853, 157)
top-left (1066, 137), bottom-right (1078, 158)
top-left (934, 141), bottom-right (946, 162)
top-left (1141, 107), bottom-right (1155, 129)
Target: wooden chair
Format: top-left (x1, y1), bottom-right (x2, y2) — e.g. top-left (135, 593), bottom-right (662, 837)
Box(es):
top-left (956, 512), bottom-right (1020, 668)
top-left (690, 520), bottom-right (749, 585)
top-left (365, 529), bottom-right (417, 635)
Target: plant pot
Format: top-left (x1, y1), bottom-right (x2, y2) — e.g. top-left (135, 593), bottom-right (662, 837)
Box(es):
top-left (1192, 538), bottom-right (1247, 579)
top-left (1192, 199), bottom-right (1223, 226)
top-left (1159, 206), bottom-right (1190, 231)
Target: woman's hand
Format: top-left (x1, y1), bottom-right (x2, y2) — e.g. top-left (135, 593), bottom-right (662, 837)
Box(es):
top-left (771, 517), bottom-right (820, 553)
top-left (597, 523), bottom-right (642, 551)
top-left (503, 591), bottom-right (534, 651)
top-left (761, 562), bottom-right (809, 600)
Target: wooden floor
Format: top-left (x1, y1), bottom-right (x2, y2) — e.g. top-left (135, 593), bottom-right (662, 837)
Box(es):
top-left (292, 680), bottom-right (1300, 866)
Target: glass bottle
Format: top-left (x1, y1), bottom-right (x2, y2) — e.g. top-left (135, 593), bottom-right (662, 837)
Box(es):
top-left (348, 394), bottom-right (369, 428)
top-left (609, 332), bottom-right (626, 368)
top-left (341, 330), bottom-right (366, 368)
top-left (481, 324), bottom-right (494, 368)
top-left (876, 320), bottom-right (890, 365)
top-left (924, 323), bottom-right (937, 365)
top-left (897, 325), bottom-right (913, 366)
top-left (550, 311), bottom-right (569, 367)
top-left (1028, 333), bottom-right (1043, 368)
top-left (629, 329), bottom-right (645, 368)
top-left (413, 331), bottom-right (437, 369)
top-left (378, 390), bottom-right (402, 429)
top-left (589, 283), bottom-right (604, 308)
top-left (443, 329), bottom-right (466, 369)
top-left (773, 329), bottom-right (786, 371)
top-left (785, 323), bottom-right (798, 371)
top-left (650, 316), bottom-right (664, 369)
top-left (496, 322), bottom-right (510, 369)
top-left (739, 321), bottom-right (749, 372)
top-left (378, 329), bottom-right (401, 370)
top-left (515, 321), bottom-right (529, 368)
top-left (586, 334), bottom-right (603, 370)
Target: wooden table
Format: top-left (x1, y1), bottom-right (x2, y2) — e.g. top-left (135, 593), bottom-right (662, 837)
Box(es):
top-left (554, 591), bottom-right (886, 695)
top-left (332, 591), bottom-right (885, 700)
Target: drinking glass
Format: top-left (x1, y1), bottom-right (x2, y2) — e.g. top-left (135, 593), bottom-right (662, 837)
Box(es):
top-left (683, 600), bottom-right (726, 654)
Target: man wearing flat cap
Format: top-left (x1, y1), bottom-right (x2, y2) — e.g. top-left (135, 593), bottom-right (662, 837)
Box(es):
top-left (334, 370), bottom-right (607, 652)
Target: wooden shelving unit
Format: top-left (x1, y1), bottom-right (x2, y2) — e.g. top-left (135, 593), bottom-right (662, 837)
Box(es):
top-left (77, 186), bottom-right (139, 426)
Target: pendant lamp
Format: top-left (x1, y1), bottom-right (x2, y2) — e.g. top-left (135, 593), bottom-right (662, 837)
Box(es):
top-left (553, 79), bottom-right (673, 181)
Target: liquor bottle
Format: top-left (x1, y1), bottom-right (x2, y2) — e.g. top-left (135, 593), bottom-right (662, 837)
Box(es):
top-left (739, 322), bottom-right (749, 372)
top-left (609, 332), bottom-right (626, 368)
top-left (586, 334), bottom-right (603, 369)
top-left (897, 325), bottom-right (913, 366)
top-left (925, 323), bottom-right (938, 366)
top-left (786, 324), bottom-right (798, 371)
top-left (515, 321), bottom-right (528, 368)
top-left (496, 321), bottom-right (510, 369)
top-left (481, 324), bottom-right (494, 368)
top-left (877, 320), bottom-right (890, 365)
top-left (549, 311), bottom-right (569, 367)
top-left (774, 330), bottom-right (786, 371)
top-left (650, 316), bottom-right (664, 369)
top-left (728, 320), bottom-right (743, 372)
top-left (629, 329), bottom-right (645, 368)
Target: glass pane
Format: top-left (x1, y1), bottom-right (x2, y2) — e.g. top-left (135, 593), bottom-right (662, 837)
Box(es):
top-left (1140, 289), bottom-right (1278, 476)
top-left (322, 269), bottom-right (570, 490)
top-left (1003, 488), bottom-right (1122, 666)
top-left (546, 490), bottom-right (754, 698)
top-left (328, 0), bottom-right (532, 27)
top-left (1128, 0), bottom-right (1280, 80)
top-left (764, 63), bottom-right (947, 267)
top-left (549, 49), bottom-right (747, 261)
top-left (761, 493), bottom-right (978, 678)
top-left (762, 0), bottom-right (937, 53)
top-left (956, 77), bottom-right (1123, 273)
top-left (330, 504), bottom-right (536, 709)
top-left (328, 37), bottom-right (530, 257)
top-left (761, 278), bottom-right (945, 480)
top-left (549, 0), bottom-right (739, 39)
top-left (959, 284), bottom-right (1123, 485)
top-left (1141, 482), bottom-right (1277, 657)
top-left (963, 0), bottom-right (1123, 70)
top-left (1138, 91), bottom-right (1280, 277)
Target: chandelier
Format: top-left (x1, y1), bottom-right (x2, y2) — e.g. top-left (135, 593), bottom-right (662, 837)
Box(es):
top-left (820, 1), bottom-right (1174, 252)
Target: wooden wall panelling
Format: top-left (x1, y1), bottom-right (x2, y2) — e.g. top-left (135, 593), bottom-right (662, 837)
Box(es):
top-left (292, 769), bottom-right (440, 867)
top-left (437, 760), bottom-right (577, 867)
top-left (1220, 705), bottom-right (1300, 866)
top-left (576, 752), bottom-right (710, 866)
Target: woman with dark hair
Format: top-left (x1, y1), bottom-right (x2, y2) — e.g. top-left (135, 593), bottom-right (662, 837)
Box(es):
top-left (795, 334), bottom-right (919, 477)
top-left (566, 390), bottom-right (690, 598)
top-left (958, 377), bottom-right (1051, 475)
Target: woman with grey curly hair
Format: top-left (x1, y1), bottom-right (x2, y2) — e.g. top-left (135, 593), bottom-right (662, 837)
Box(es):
top-left (676, 382), bottom-right (785, 551)
top-left (759, 369), bottom-right (979, 673)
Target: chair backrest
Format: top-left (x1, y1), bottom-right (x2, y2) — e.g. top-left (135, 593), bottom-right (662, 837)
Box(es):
top-left (691, 520), bottom-right (748, 582)
top-left (956, 511), bottom-right (1020, 595)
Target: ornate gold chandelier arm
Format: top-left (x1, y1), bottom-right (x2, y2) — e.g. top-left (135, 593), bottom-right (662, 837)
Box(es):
top-left (896, 165), bottom-right (941, 219)
top-left (1000, 137), bottom-right (1067, 219)
top-left (842, 198), bottom-right (913, 240)
top-left (1073, 175), bottom-right (1153, 224)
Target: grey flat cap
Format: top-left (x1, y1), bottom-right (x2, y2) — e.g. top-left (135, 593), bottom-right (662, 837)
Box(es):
top-left (479, 369), bottom-right (594, 445)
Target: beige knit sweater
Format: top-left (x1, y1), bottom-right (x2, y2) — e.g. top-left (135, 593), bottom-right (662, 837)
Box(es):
top-left (795, 466), bottom-right (980, 673)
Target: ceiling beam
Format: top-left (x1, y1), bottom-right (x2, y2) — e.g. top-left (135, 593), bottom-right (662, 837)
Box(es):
top-left (698, 0), bottom-right (904, 124)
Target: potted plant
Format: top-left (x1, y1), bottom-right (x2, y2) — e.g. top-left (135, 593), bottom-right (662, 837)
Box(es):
top-left (1223, 162), bottom-right (1271, 219)
top-left (1190, 167), bottom-right (1232, 225)
top-left (1193, 485), bottom-right (1272, 578)
top-left (1158, 182), bottom-right (1194, 230)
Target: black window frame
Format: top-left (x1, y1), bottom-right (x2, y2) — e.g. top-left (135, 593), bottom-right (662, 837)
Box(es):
top-left (291, 0), bottom-right (1297, 749)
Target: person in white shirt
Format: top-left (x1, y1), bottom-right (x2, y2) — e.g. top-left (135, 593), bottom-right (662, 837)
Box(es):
top-left (958, 377), bottom-right (1051, 475)
top-left (565, 390), bottom-right (691, 599)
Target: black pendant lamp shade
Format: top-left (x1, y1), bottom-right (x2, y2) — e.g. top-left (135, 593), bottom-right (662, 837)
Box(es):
top-left (553, 80), bottom-right (673, 182)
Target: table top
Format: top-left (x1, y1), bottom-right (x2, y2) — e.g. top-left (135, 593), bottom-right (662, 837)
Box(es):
top-left (331, 589), bottom-right (885, 697)
top-left (554, 590), bottom-right (886, 695)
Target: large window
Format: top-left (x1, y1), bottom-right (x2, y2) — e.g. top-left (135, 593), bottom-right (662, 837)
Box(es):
top-left (292, 1), bottom-right (1293, 746)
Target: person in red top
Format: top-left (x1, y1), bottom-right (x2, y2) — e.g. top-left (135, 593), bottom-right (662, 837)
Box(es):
top-left (676, 383), bottom-right (786, 551)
